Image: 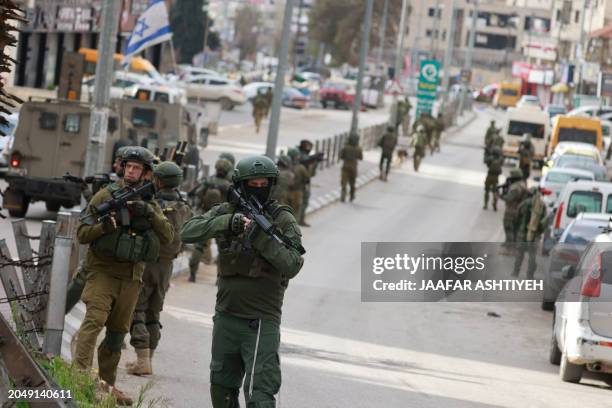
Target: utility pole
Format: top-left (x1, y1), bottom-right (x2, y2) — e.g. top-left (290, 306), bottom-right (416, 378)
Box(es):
top-left (390, 0), bottom-right (409, 126)
top-left (202, 1), bottom-right (210, 60)
top-left (442, 0), bottom-right (457, 91)
top-left (265, 0), bottom-right (295, 159)
top-left (576, 0), bottom-right (588, 95)
top-left (430, 0), bottom-right (442, 59)
top-left (350, 0), bottom-right (375, 135)
top-left (376, 0), bottom-right (390, 108)
top-left (465, 0), bottom-right (478, 71)
top-left (84, 0), bottom-right (121, 178)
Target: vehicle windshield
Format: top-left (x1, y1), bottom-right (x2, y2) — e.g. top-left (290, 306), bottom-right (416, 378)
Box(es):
top-left (556, 154), bottom-right (598, 167)
top-left (558, 128), bottom-right (598, 145)
top-left (507, 121), bottom-right (545, 138)
top-left (502, 88), bottom-right (518, 96)
top-left (562, 221), bottom-right (608, 245)
top-left (546, 172), bottom-right (592, 183)
top-left (0, 121), bottom-right (16, 136)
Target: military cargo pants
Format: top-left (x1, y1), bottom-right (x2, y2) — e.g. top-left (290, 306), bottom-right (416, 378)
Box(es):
top-left (75, 272), bottom-right (141, 386)
top-left (401, 116), bottom-right (410, 137)
top-left (512, 241), bottom-right (538, 278)
top-left (287, 190), bottom-right (303, 219)
top-left (520, 162), bottom-right (531, 180)
top-left (130, 260), bottom-right (172, 351)
top-left (503, 212), bottom-right (519, 246)
top-left (341, 166), bottom-right (357, 201)
top-left (379, 153), bottom-right (392, 177)
top-left (210, 312), bottom-right (281, 408)
top-left (299, 184), bottom-right (310, 225)
top-left (483, 174), bottom-right (499, 210)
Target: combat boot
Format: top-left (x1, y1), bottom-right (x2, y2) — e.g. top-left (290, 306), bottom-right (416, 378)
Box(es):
top-left (126, 348), bottom-right (152, 376)
top-left (188, 267), bottom-right (197, 283)
top-left (111, 387), bottom-right (133, 406)
top-left (341, 190), bottom-right (346, 202)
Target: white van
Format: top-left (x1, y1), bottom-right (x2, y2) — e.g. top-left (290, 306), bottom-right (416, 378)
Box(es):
top-left (502, 106), bottom-right (549, 165)
top-left (551, 180), bottom-right (612, 239)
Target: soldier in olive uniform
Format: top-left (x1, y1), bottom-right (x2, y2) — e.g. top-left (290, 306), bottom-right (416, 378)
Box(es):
top-left (339, 132), bottom-right (363, 202)
top-left (518, 133), bottom-right (535, 180)
top-left (500, 168), bottom-right (528, 253)
top-left (180, 155), bottom-right (304, 408)
top-left (252, 92), bottom-right (268, 134)
top-left (483, 147), bottom-right (504, 211)
top-left (378, 125), bottom-right (397, 181)
top-left (513, 187), bottom-right (547, 278)
top-left (264, 88), bottom-right (273, 117)
top-left (297, 140), bottom-right (316, 227)
top-left (411, 125), bottom-right (428, 172)
top-left (188, 159), bottom-right (233, 282)
top-left (431, 113), bottom-right (445, 154)
top-left (484, 120), bottom-right (497, 147)
top-left (127, 162), bottom-right (193, 376)
top-left (75, 147), bottom-right (174, 405)
top-left (400, 97), bottom-right (412, 137)
top-left (271, 155), bottom-right (295, 205)
top-left (287, 148), bottom-right (310, 218)
top-left (219, 152), bottom-right (236, 181)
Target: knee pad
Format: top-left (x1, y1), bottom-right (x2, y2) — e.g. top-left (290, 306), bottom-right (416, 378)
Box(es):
top-left (102, 330), bottom-right (126, 352)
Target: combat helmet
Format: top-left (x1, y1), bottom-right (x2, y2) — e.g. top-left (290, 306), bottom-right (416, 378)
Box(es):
top-left (277, 155), bottom-right (292, 168)
top-left (232, 155), bottom-right (279, 184)
top-left (153, 161), bottom-right (184, 188)
top-left (121, 146), bottom-right (155, 171)
top-left (509, 168), bottom-right (523, 179)
top-left (287, 147), bottom-right (300, 162)
top-left (219, 152), bottom-right (236, 166)
top-left (215, 158), bottom-right (233, 177)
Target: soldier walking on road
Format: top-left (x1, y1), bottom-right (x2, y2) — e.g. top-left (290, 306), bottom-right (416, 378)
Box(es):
top-left (297, 140), bottom-right (317, 227)
top-left (431, 113), bottom-right (445, 154)
top-left (411, 125), bottom-right (428, 172)
top-left (127, 162), bottom-right (192, 376)
top-left (483, 147), bottom-right (504, 211)
top-left (401, 97), bottom-right (412, 137)
top-left (74, 147), bottom-right (173, 405)
top-left (287, 148), bottom-right (310, 218)
top-left (264, 88), bottom-right (273, 117)
top-left (188, 159), bottom-right (233, 282)
top-left (180, 155), bottom-right (305, 408)
top-left (252, 91), bottom-right (268, 134)
top-left (513, 187), bottom-right (547, 278)
top-left (339, 132), bottom-right (363, 202)
top-left (518, 133), bottom-right (535, 180)
top-left (500, 168), bottom-right (528, 254)
top-left (378, 126), bottom-right (397, 181)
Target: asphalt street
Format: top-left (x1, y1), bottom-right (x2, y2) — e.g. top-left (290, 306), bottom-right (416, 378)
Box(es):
top-left (115, 107), bottom-right (612, 407)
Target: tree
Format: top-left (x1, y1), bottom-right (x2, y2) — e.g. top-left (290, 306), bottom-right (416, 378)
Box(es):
top-left (234, 5), bottom-right (260, 61)
top-left (170, 0), bottom-right (205, 63)
top-left (308, 0), bottom-right (406, 66)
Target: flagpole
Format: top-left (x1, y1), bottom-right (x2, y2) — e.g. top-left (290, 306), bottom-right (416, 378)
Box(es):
top-left (168, 39), bottom-right (178, 71)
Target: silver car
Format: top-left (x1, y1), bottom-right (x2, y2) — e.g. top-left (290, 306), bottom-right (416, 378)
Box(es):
top-left (537, 167), bottom-right (595, 209)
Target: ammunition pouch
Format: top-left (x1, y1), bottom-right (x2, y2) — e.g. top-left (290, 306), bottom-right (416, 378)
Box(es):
top-left (92, 228), bottom-right (160, 263)
top-left (217, 245), bottom-right (277, 280)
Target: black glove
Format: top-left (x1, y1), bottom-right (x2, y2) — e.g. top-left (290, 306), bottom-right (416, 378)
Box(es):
top-left (230, 212), bottom-right (247, 235)
top-left (128, 201), bottom-right (154, 218)
top-left (101, 215), bottom-right (117, 233)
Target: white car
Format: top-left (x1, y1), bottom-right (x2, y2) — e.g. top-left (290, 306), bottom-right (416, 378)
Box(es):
top-left (132, 84), bottom-right (187, 106)
top-left (567, 105), bottom-right (612, 118)
top-left (82, 71), bottom-right (152, 102)
top-left (550, 227), bottom-right (612, 385)
top-left (175, 65), bottom-right (222, 82)
top-left (517, 95), bottom-right (541, 109)
top-left (0, 112), bottom-right (18, 172)
top-left (178, 75), bottom-right (246, 110)
top-left (242, 82), bottom-right (274, 101)
top-left (537, 167), bottom-right (595, 208)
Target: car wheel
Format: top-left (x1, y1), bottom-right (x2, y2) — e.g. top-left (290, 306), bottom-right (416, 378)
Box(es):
top-left (45, 201), bottom-right (61, 212)
top-left (220, 97), bottom-right (234, 111)
top-left (541, 300), bottom-right (554, 311)
top-left (560, 353), bottom-right (583, 382)
top-left (603, 375), bottom-right (612, 387)
top-left (4, 188), bottom-right (29, 218)
top-left (549, 327), bottom-right (561, 365)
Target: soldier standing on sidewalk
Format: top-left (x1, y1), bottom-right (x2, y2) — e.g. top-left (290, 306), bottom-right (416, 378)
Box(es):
top-left (287, 148), bottom-right (310, 218)
top-left (297, 139), bottom-right (317, 227)
top-left (378, 126), bottom-right (397, 181)
top-left (339, 132), bottom-right (363, 202)
top-left (271, 155), bottom-right (295, 206)
top-left (483, 147), bottom-right (504, 211)
top-left (180, 155), bottom-right (305, 408)
top-left (512, 187), bottom-right (547, 278)
top-left (500, 168), bottom-right (528, 253)
top-left (74, 147), bottom-right (173, 405)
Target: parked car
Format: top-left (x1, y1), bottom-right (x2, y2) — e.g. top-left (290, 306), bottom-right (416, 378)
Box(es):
top-left (542, 142), bottom-right (604, 177)
top-left (0, 112), bottom-right (18, 174)
top-left (320, 79), bottom-right (356, 109)
top-left (550, 229), bottom-right (612, 385)
top-left (553, 155), bottom-right (608, 181)
top-left (545, 104), bottom-right (567, 122)
top-left (81, 71), bottom-right (151, 102)
top-left (178, 75), bottom-right (247, 110)
top-left (542, 213), bottom-right (610, 310)
top-left (242, 82), bottom-right (274, 101)
top-left (567, 105), bottom-right (612, 118)
top-left (517, 95), bottom-right (541, 109)
top-left (175, 65), bottom-right (222, 82)
top-left (282, 87), bottom-right (309, 109)
top-left (536, 167), bottom-right (595, 209)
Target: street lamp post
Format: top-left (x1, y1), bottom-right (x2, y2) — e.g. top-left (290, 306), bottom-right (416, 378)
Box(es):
top-left (350, 0), bottom-right (375, 135)
top-left (390, 0), bottom-right (409, 126)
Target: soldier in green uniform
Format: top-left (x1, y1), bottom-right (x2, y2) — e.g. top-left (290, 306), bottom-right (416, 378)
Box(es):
top-left (378, 125), bottom-right (397, 181)
top-left (411, 125), bottom-right (428, 172)
top-left (74, 147), bottom-right (174, 405)
top-left (180, 155), bottom-right (304, 408)
top-left (483, 147), bottom-right (504, 211)
top-left (500, 168), bottom-right (528, 253)
top-left (287, 148), bottom-right (310, 218)
top-left (431, 113), bottom-right (445, 154)
top-left (252, 91), bottom-right (268, 134)
top-left (401, 97), bottom-right (412, 137)
top-left (271, 155), bottom-right (295, 205)
top-left (518, 133), bottom-right (535, 180)
top-left (264, 88), bottom-right (273, 117)
top-left (188, 159), bottom-right (233, 282)
top-left (339, 132), bottom-right (363, 202)
top-left (513, 187), bottom-right (547, 278)
top-left (484, 120), bottom-right (497, 147)
top-left (126, 161), bottom-right (193, 376)
top-left (297, 140), bottom-right (316, 227)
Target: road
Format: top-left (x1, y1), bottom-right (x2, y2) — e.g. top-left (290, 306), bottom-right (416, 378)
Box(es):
top-left (114, 107), bottom-right (612, 407)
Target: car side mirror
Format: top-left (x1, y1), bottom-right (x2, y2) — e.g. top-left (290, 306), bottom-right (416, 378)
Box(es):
top-left (533, 176), bottom-right (541, 182)
top-left (561, 264), bottom-right (576, 279)
top-left (567, 207), bottom-right (577, 217)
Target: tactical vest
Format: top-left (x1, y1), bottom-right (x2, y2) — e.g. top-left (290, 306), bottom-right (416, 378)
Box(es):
top-left (342, 145), bottom-right (359, 162)
top-left (272, 168), bottom-right (295, 202)
top-left (488, 157), bottom-right (503, 175)
top-left (156, 191), bottom-right (192, 260)
top-left (217, 203), bottom-right (293, 284)
top-left (200, 176), bottom-right (231, 211)
top-left (91, 184), bottom-right (160, 263)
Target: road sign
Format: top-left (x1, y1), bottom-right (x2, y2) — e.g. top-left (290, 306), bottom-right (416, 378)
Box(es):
top-left (417, 59), bottom-right (440, 116)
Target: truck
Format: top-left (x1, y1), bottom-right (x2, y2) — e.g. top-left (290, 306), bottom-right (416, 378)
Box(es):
top-left (502, 105), bottom-right (549, 166)
top-left (3, 97), bottom-right (207, 217)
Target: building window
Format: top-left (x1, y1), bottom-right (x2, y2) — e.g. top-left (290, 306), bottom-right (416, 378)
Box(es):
top-left (556, 9), bottom-right (561, 22)
top-left (428, 8), bottom-right (435, 17)
top-left (575, 10), bottom-right (580, 24)
top-left (426, 29), bottom-right (433, 38)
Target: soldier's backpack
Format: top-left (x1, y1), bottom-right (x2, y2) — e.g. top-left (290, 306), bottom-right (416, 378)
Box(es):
top-left (199, 176), bottom-right (230, 211)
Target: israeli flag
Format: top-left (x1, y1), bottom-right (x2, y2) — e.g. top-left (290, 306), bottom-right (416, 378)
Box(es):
top-left (124, 0), bottom-right (172, 63)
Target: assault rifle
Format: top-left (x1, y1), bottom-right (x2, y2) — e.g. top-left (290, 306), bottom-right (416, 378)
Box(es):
top-left (63, 173), bottom-right (113, 195)
top-left (79, 181), bottom-right (156, 224)
top-left (300, 152), bottom-right (325, 166)
top-left (496, 176), bottom-right (523, 196)
top-left (228, 187), bottom-right (306, 255)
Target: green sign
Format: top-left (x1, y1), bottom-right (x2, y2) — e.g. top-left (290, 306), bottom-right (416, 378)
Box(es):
top-left (417, 59), bottom-right (440, 116)
top-left (419, 60), bottom-right (441, 86)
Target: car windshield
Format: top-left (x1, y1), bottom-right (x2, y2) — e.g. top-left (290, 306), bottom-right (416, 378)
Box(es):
top-left (507, 121), bottom-right (545, 138)
top-left (562, 221), bottom-right (608, 245)
top-left (547, 106), bottom-right (566, 116)
top-left (556, 154), bottom-right (598, 167)
top-left (0, 121), bottom-right (16, 136)
top-left (558, 128), bottom-right (598, 145)
top-left (546, 172), bottom-right (592, 183)
top-left (502, 88), bottom-right (518, 96)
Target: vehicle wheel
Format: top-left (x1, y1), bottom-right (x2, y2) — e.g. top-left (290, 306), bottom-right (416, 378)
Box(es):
top-left (4, 188), bottom-right (29, 218)
top-left (220, 97), bottom-right (234, 111)
top-left (549, 328), bottom-right (561, 365)
top-left (603, 375), bottom-right (612, 387)
top-left (45, 201), bottom-right (61, 212)
top-left (542, 300), bottom-right (554, 311)
top-left (560, 353), bottom-right (583, 382)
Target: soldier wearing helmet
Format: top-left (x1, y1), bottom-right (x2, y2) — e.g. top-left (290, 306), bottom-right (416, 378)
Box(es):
top-left (378, 125), bottom-right (398, 181)
top-left (286, 148), bottom-right (310, 218)
top-left (411, 124), bottom-right (428, 172)
top-left (483, 146), bottom-right (504, 211)
top-left (219, 152), bottom-right (236, 180)
top-left (339, 132), bottom-right (363, 202)
top-left (513, 185), bottom-right (547, 277)
top-left (74, 146), bottom-right (174, 405)
top-left (127, 161), bottom-right (193, 376)
top-left (180, 155), bottom-right (304, 408)
top-left (518, 133), bottom-right (535, 180)
top-left (500, 167), bottom-right (528, 253)
top-left (271, 155), bottom-right (295, 205)
top-left (188, 158), bottom-right (234, 282)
